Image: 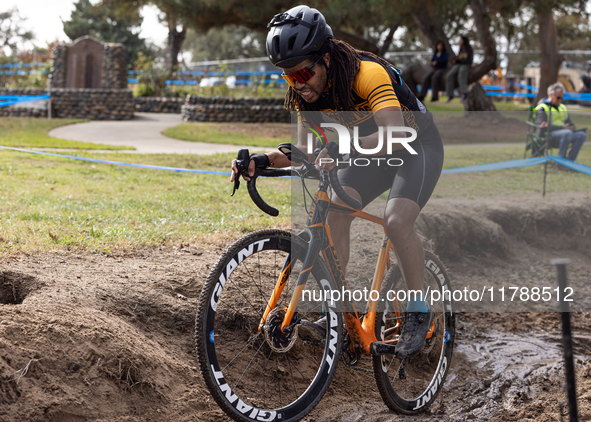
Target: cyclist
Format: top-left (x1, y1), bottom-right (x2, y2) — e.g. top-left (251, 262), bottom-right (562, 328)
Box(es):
top-left (230, 5), bottom-right (444, 358)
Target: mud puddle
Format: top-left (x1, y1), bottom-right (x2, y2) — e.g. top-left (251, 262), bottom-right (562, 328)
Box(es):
top-left (313, 327), bottom-right (587, 422)
top-left (444, 330), bottom-right (565, 420)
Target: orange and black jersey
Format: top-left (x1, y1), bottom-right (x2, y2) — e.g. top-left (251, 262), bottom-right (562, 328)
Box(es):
top-left (304, 56), bottom-right (433, 137)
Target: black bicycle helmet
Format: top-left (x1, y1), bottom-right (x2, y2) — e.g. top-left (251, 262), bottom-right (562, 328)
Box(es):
top-left (266, 5), bottom-right (333, 68)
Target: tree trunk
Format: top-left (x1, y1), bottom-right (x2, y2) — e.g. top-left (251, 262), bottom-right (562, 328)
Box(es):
top-left (401, 63), bottom-right (429, 95)
top-left (463, 83), bottom-right (505, 121)
top-left (410, 8), bottom-right (453, 65)
top-left (167, 24), bottom-right (186, 72)
top-left (378, 20), bottom-right (401, 57)
top-left (332, 28), bottom-right (379, 54)
top-left (411, 0), bottom-right (498, 111)
top-left (467, 0), bottom-right (497, 84)
top-left (535, 8), bottom-right (563, 104)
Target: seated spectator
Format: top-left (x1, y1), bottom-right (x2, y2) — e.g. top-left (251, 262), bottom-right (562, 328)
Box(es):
top-left (417, 40), bottom-right (448, 102)
top-left (445, 36), bottom-right (473, 102)
top-left (536, 82), bottom-right (586, 162)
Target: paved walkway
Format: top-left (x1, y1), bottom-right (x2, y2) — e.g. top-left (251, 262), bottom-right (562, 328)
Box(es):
top-left (49, 112), bottom-right (590, 154)
top-left (49, 112), bottom-right (254, 154)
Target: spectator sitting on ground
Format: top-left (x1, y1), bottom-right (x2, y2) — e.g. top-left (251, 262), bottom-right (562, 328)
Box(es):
top-left (535, 82), bottom-right (586, 163)
top-left (417, 40), bottom-right (448, 102)
top-left (445, 36), bottom-right (473, 102)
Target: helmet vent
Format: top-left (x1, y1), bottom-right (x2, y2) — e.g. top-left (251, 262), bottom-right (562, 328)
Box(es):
top-left (303, 26), bottom-right (316, 47)
top-left (313, 13), bottom-right (319, 21)
top-left (287, 35), bottom-right (297, 53)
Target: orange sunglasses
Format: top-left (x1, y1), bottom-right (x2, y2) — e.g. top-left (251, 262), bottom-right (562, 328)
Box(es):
top-left (282, 55), bottom-right (325, 87)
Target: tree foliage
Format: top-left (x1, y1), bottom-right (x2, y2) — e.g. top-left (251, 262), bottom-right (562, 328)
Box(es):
top-left (63, 0), bottom-right (152, 68)
top-left (106, 0), bottom-right (590, 106)
top-left (0, 7), bottom-right (34, 57)
top-left (183, 25), bottom-right (265, 62)
top-left (100, 0), bottom-right (188, 71)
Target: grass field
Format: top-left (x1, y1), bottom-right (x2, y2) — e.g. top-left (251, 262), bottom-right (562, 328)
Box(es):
top-left (0, 118), bottom-right (589, 255)
top-left (162, 100), bottom-right (591, 148)
top-left (162, 122), bottom-right (289, 148)
top-left (434, 145), bottom-right (591, 198)
top-left (426, 97), bottom-right (591, 126)
top-left (427, 98), bottom-right (531, 113)
top-left (0, 144), bottom-right (589, 255)
top-left (0, 117), bottom-right (134, 150)
top-left (0, 150), bottom-right (290, 255)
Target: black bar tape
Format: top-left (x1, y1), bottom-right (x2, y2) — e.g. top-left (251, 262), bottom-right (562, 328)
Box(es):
top-left (245, 168), bottom-right (292, 217)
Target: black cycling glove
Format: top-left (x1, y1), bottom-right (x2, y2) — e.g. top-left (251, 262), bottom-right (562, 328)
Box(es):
top-left (249, 153), bottom-right (271, 168)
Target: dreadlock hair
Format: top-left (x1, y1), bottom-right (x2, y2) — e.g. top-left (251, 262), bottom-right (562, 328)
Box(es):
top-left (284, 39), bottom-right (399, 113)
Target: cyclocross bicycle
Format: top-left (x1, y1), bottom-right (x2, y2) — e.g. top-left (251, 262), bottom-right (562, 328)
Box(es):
top-left (196, 144), bottom-right (455, 422)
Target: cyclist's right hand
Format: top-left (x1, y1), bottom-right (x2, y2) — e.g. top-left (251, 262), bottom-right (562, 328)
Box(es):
top-left (231, 153), bottom-right (270, 182)
top-left (315, 141), bottom-right (350, 171)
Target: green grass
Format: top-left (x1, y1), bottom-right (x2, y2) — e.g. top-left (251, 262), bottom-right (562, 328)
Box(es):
top-left (432, 144), bottom-right (591, 198)
top-left (427, 99), bottom-right (531, 114)
top-left (1, 144), bottom-right (589, 256)
top-left (165, 84), bottom-right (286, 99)
top-left (0, 150), bottom-right (290, 254)
top-left (0, 117), bottom-right (135, 150)
top-left (0, 118), bottom-right (589, 256)
top-left (163, 102), bottom-right (591, 150)
top-left (428, 98), bottom-right (591, 126)
top-left (130, 83), bottom-right (286, 99)
top-left (162, 122), bottom-right (290, 148)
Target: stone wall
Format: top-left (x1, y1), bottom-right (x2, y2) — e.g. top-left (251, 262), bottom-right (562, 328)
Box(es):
top-left (51, 89), bottom-right (134, 120)
top-left (50, 45), bottom-right (67, 89)
top-left (102, 44), bottom-right (128, 89)
top-left (133, 97), bottom-right (185, 113)
top-left (0, 89), bottom-right (290, 122)
top-left (0, 88), bottom-right (133, 120)
top-left (0, 88), bottom-right (47, 96)
top-left (0, 88), bottom-right (48, 117)
top-left (182, 96), bottom-right (289, 123)
top-left (0, 104), bottom-right (47, 118)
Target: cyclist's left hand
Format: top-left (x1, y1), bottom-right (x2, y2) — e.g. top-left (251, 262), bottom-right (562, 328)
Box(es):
top-left (230, 158), bottom-right (255, 182)
top-left (230, 153), bottom-right (270, 182)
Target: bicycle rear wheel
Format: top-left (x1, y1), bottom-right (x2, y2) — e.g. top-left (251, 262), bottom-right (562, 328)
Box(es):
top-left (372, 250), bottom-right (455, 414)
top-left (196, 229), bottom-right (342, 422)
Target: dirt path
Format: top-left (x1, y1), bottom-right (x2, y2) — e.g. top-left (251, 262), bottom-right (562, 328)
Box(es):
top-left (1, 192), bottom-right (591, 421)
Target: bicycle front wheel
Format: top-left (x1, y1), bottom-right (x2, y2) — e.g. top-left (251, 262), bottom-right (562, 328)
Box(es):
top-left (372, 250), bottom-right (455, 414)
top-left (196, 230), bottom-right (342, 422)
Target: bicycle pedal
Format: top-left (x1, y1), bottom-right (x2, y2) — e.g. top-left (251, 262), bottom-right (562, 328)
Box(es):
top-left (370, 342), bottom-right (397, 355)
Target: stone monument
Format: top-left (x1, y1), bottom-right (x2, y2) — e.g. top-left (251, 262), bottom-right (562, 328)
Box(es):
top-left (49, 36), bottom-right (133, 119)
top-left (66, 36), bottom-right (104, 88)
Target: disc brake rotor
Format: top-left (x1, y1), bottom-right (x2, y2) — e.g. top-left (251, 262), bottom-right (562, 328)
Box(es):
top-left (263, 307), bottom-right (299, 353)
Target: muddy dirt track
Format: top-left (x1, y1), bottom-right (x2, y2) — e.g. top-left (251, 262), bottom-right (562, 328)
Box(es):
top-left (1, 191), bottom-right (591, 422)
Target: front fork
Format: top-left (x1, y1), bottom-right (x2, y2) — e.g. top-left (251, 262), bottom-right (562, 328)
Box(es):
top-left (279, 228), bottom-right (323, 332)
top-left (261, 185), bottom-right (332, 333)
top-left (257, 228), bottom-right (323, 333)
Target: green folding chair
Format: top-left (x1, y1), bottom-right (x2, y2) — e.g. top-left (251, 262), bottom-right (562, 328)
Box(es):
top-left (524, 106), bottom-right (559, 158)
